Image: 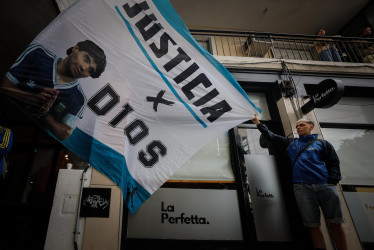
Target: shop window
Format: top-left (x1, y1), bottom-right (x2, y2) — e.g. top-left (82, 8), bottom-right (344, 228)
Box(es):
top-left (323, 128), bottom-right (374, 246)
top-left (321, 128), bottom-right (374, 185)
top-left (169, 92), bottom-right (270, 182)
top-left (169, 132), bottom-right (233, 181)
top-left (317, 94), bottom-right (374, 247)
top-left (316, 95), bottom-right (374, 184)
top-left (315, 97), bottom-right (374, 124)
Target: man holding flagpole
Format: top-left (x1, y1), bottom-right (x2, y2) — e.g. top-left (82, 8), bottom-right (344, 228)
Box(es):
top-left (252, 114), bottom-right (348, 250)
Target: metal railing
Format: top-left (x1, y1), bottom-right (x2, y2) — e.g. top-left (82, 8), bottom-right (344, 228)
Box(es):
top-left (191, 30), bottom-right (374, 63)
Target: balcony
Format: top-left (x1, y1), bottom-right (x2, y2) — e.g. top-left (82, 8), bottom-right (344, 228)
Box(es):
top-left (191, 30), bottom-right (374, 64)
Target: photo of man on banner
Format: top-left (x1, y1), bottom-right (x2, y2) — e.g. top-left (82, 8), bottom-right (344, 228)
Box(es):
top-left (0, 0), bottom-right (261, 214)
top-left (0, 40), bottom-right (106, 141)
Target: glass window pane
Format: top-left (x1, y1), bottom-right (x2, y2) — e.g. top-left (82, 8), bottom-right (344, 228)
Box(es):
top-left (238, 126), bottom-right (269, 155)
top-left (321, 128), bottom-right (374, 185)
top-left (169, 91), bottom-right (270, 182)
top-left (246, 92), bottom-right (271, 120)
top-left (169, 132), bottom-right (234, 181)
top-left (316, 97), bottom-right (374, 124)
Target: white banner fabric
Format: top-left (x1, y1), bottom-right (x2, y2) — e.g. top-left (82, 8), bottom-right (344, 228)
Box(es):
top-left (4, 0), bottom-right (261, 213)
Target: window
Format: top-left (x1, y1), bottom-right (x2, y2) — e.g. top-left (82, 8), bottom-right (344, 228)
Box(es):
top-left (170, 92), bottom-right (271, 181)
top-left (316, 95), bottom-right (374, 184)
top-left (169, 132), bottom-right (233, 181)
top-left (321, 128), bottom-right (374, 185)
top-left (315, 97), bottom-right (374, 124)
top-left (316, 94), bottom-right (374, 246)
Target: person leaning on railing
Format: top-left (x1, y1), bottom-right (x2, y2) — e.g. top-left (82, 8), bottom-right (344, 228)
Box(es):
top-left (314, 29), bottom-right (342, 62)
top-left (353, 27), bottom-right (374, 63)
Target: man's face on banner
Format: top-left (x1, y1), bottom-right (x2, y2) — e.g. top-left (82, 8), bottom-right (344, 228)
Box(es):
top-left (65, 45), bottom-right (97, 79)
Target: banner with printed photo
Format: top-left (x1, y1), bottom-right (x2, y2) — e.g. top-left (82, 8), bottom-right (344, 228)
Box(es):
top-left (0, 0), bottom-right (261, 213)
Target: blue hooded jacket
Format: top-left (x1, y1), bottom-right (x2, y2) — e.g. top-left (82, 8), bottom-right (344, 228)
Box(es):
top-left (257, 123), bottom-right (341, 184)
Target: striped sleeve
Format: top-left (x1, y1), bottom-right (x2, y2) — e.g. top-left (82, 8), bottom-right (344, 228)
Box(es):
top-left (0, 128), bottom-right (13, 154)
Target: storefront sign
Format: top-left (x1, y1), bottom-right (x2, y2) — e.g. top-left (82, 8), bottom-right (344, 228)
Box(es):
top-left (301, 79), bottom-right (344, 114)
top-left (127, 188), bottom-right (243, 240)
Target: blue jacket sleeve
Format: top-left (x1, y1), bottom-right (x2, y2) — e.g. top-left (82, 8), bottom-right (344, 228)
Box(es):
top-left (0, 128), bottom-right (13, 173)
top-left (257, 123), bottom-right (293, 148)
top-left (0, 128), bottom-right (13, 155)
top-left (321, 140), bottom-right (342, 184)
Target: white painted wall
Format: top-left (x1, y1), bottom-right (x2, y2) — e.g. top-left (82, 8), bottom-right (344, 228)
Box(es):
top-left (44, 168), bottom-right (92, 250)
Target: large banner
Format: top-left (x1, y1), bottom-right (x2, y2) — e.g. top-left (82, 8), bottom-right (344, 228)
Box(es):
top-left (0, 0), bottom-right (260, 213)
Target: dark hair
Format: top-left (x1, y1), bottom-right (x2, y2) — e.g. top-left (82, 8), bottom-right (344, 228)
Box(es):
top-left (67, 40), bottom-right (107, 78)
top-left (315, 29), bottom-right (325, 35)
top-left (359, 26), bottom-right (372, 36)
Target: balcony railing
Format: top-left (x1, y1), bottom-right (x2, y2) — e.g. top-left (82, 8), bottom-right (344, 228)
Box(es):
top-left (191, 30), bottom-right (374, 63)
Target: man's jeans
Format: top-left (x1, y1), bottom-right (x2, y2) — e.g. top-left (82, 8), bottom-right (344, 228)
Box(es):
top-left (293, 183), bottom-right (345, 227)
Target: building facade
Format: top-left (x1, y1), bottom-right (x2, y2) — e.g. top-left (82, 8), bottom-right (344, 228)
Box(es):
top-left (0, 1), bottom-right (373, 250)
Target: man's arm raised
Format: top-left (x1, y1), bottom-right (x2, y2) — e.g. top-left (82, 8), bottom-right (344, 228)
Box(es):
top-left (251, 114), bottom-right (292, 146)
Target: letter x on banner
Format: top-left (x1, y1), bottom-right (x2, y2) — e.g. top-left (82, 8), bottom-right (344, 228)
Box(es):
top-left (3, 0), bottom-right (261, 213)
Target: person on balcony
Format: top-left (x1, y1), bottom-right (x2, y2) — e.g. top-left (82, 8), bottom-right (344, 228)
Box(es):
top-left (252, 114), bottom-right (348, 250)
top-left (354, 26), bottom-right (374, 63)
top-left (314, 29), bottom-right (342, 62)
